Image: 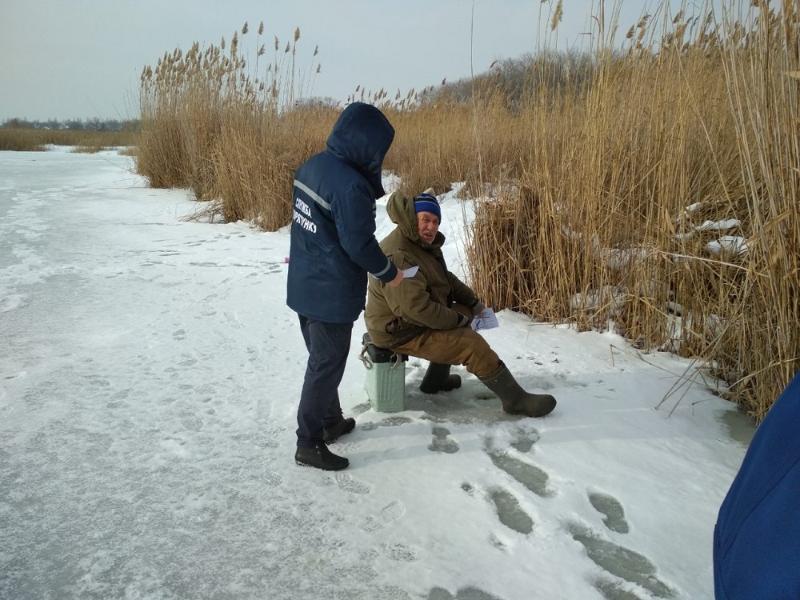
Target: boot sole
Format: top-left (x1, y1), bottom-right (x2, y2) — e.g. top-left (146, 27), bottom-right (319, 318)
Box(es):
top-left (419, 386), bottom-right (462, 394)
top-left (503, 402), bottom-right (556, 418)
top-left (295, 459), bottom-right (349, 471)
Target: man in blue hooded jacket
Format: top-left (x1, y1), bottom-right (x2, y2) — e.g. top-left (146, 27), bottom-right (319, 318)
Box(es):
top-left (287, 102), bottom-right (403, 471)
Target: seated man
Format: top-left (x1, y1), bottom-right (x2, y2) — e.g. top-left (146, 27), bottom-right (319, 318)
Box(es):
top-left (365, 191), bottom-right (556, 418)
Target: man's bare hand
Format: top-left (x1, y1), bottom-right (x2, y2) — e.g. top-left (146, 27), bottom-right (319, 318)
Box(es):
top-left (387, 267), bottom-right (404, 288)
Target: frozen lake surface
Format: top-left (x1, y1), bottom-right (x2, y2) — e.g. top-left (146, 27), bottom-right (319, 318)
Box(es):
top-left (0, 150), bottom-right (753, 599)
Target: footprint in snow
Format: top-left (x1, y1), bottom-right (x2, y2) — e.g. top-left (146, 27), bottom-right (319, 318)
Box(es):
top-left (484, 434), bottom-right (552, 498)
top-left (427, 586), bottom-right (506, 600)
top-left (360, 499), bottom-right (406, 533)
top-left (334, 472), bottom-right (371, 495)
top-left (488, 487), bottom-right (533, 535)
top-left (384, 542), bottom-right (418, 562)
top-left (381, 416), bottom-right (413, 427)
top-left (589, 491), bottom-right (630, 534)
top-left (566, 522), bottom-right (675, 599)
top-left (428, 426), bottom-right (459, 454)
top-left (594, 577), bottom-right (647, 600)
top-left (180, 415), bottom-right (204, 432)
top-left (509, 426), bottom-right (540, 453)
top-left (356, 415), bottom-right (413, 433)
top-left (350, 402), bottom-right (372, 416)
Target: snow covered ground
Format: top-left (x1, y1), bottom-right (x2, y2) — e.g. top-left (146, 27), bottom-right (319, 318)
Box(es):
top-left (0, 149), bottom-right (754, 600)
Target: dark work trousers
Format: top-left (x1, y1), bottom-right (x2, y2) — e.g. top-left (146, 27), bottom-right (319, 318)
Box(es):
top-left (296, 315), bottom-right (353, 447)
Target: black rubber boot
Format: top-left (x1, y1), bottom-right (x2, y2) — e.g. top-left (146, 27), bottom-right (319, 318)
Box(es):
top-left (322, 417), bottom-right (356, 443)
top-left (295, 443), bottom-right (349, 471)
top-left (480, 364), bottom-right (556, 417)
top-left (419, 362), bottom-right (462, 394)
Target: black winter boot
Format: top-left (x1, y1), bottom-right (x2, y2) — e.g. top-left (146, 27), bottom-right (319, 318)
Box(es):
top-left (295, 443), bottom-right (349, 471)
top-left (480, 364), bottom-right (556, 418)
top-left (322, 417), bottom-right (356, 443)
top-left (419, 362), bottom-right (462, 394)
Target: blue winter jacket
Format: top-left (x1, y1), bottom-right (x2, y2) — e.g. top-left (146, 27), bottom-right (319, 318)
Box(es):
top-left (713, 370), bottom-right (800, 599)
top-left (287, 102), bottom-right (398, 323)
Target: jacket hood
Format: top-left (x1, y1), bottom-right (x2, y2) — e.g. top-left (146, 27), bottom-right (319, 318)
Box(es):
top-left (326, 102), bottom-right (394, 198)
top-left (386, 192), bottom-right (445, 249)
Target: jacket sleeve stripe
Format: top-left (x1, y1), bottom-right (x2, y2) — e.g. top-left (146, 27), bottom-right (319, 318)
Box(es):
top-left (294, 179), bottom-right (331, 212)
top-left (371, 257), bottom-right (392, 278)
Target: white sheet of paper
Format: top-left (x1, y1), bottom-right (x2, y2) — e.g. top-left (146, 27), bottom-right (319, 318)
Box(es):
top-left (471, 307), bottom-right (499, 331)
top-left (402, 265), bottom-right (419, 278)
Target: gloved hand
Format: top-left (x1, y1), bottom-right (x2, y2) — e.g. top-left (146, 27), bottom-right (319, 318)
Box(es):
top-left (471, 300), bottom-right (486, 316)
top-left (456, 313), bottom-right (473, 328)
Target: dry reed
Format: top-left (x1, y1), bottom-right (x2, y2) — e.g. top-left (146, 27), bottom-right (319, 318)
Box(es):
top-left (0, 128), bottom-right (137, 152)
top-left (137, 2), bottom-right (797, 420)
top-left (462, 1), bottom-right (798, 420)
top-left (136, 23), bottom-right (331, 221)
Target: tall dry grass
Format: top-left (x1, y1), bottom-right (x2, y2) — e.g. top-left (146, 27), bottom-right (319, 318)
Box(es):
top-left (211, 104), bottom-right (335, 228)
top-left (137, 22), bottom-right (333, 226)
top-left (461, 1), bottom-right (799, 419)
top-left (0, 128), bottom-right (138, 152)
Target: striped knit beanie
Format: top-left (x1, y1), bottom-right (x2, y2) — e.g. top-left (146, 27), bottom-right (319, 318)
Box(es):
top-left (413, 193), bottom-right (441, 222)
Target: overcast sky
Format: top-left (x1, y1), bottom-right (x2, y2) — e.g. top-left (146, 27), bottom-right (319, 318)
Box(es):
top-left (1, 1), bottom-right (673, 121)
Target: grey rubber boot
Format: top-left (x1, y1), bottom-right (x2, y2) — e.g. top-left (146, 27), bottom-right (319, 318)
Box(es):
top-left (480, 364), bottom-right (556, 417)
top-left (419, 362), bottom-right (462, 394)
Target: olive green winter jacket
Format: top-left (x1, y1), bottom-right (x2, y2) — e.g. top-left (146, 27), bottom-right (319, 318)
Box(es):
top-left (364, 192), bottom-right (478, 348)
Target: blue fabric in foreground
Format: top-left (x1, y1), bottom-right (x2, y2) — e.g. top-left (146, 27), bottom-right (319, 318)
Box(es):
top-left (714, 370), bottom-right (800, 599)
